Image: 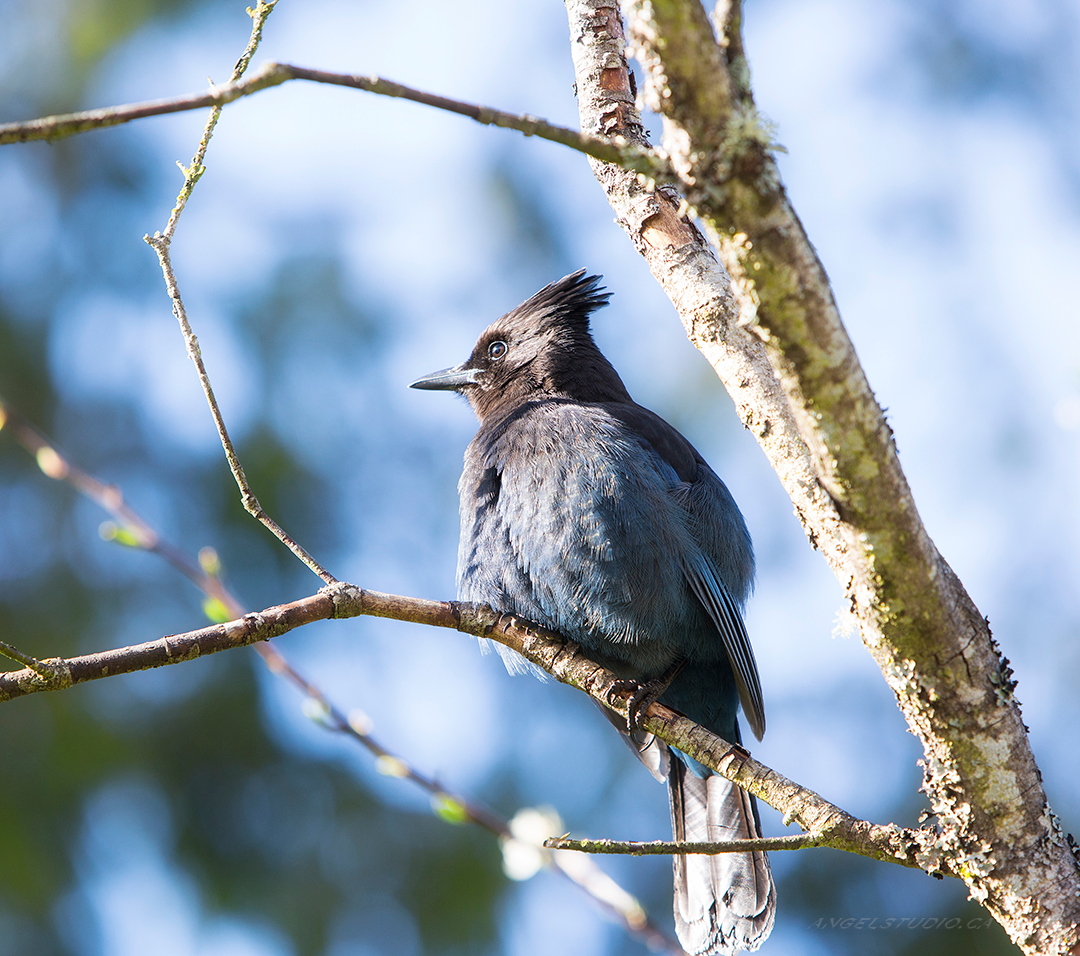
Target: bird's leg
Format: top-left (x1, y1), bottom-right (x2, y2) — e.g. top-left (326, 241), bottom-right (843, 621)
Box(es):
top-left (607, 658), bottom-right (686, 732)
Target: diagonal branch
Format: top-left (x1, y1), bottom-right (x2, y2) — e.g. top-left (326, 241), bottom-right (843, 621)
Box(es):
top-left (563, 0), bottom-right (1080, 952)
top-left (144, 228), bottom-right (337, 584)
top-left (0, 638), bottom-right (62, 679)
top-left (0, 581), bottom-right (957, 879)
top-left (157, 0), bottom-right (279, 243)
top-left (0, 400), bottom-right (229, 595)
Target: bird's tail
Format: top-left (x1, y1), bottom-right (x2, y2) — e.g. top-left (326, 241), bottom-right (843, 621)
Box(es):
top-left (669, 758), bottom-right (776, 954)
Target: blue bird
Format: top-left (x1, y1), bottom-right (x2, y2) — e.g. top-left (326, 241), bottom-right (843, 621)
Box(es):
top-left (411, 270), bottom-right (775, 954)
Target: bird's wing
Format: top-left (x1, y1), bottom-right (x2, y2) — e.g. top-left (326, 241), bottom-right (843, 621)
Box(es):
top-left (682, 551), bottom-right (766, 741)
top-left (668, 469), bottom-right (764, 741)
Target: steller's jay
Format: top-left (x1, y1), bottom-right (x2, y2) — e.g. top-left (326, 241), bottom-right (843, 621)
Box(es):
top-left (411, 270), bottom-right (775, 954)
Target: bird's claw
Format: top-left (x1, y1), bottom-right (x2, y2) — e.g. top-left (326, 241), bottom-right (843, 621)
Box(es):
top-left (607, 658), bottom-right (686, 732)
top-left (608, 677), bottom-right (667, 733)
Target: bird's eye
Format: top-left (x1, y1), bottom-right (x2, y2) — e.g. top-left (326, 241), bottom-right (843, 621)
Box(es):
top-left (487, 340), bottom-right (508, 360)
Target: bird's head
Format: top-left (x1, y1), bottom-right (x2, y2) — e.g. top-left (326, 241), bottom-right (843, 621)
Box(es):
top-left (410, 269), bottom-right (630, 420)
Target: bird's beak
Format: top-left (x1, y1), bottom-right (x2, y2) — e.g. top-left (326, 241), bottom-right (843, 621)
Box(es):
top-left (409, 364), bottom-right (480, 391)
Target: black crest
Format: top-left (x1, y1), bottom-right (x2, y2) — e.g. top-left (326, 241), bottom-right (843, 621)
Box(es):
top-left (498, 269), bottom-right (611, 336)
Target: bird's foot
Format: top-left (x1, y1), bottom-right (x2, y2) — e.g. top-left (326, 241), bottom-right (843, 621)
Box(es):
top-left (607, 659), bottom-right (686, 732)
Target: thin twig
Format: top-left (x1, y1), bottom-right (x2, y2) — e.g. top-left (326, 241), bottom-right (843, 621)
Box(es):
top-left (230, 640), bottom-right (679, 945)
top-left (0, 62), bottom-right (661, 178)
top-left (0, 638), bottom-right (64, 680)
top-left (0, 401), bottom-right (220, 581)
top-left (143, 234), bottom-right (337, 584)
top-left (0, 400), bottom-right (495, 827)
top-left (253, 641), bottom-right (677, 949)
top-left (258, 642), bottom-right (510, 834)
top-left (159, 0), bottom-right (278, 241)
top-left (547, 833), bottom-right (820, 855)
top-left (138, 2), bottom-right (336, 585)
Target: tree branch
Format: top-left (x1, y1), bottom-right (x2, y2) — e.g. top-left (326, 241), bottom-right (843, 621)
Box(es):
top-left (144, 229), bottom-right (337, 584)
top-left (0, 62), bottom-right (658, 176)
top-left (547, 834), bottom-right (817, 855)
top-left (564, 0), bottom-right (1080, 952)
top-left (0, 583), bottom-right (960, 879)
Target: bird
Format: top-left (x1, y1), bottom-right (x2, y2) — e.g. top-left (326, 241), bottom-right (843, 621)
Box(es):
top-left (411, 270), bottom-right (775, 954)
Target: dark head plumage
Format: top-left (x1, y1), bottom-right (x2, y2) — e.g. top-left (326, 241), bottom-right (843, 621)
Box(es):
top-left (411, 270), bottom-right (632, 420)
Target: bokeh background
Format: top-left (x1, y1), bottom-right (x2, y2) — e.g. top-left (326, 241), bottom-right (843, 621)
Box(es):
top-left (2, 0), bottom-right (1078, 954)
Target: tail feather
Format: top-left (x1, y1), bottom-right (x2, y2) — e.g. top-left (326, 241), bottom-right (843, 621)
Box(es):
top-left (669, 758), bottom-right (775, 954)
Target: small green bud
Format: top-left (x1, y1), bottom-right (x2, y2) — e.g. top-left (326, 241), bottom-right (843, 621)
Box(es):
top-left (202, 597), bottom-right (232, 623)
top-left (99, 522), bottom-right (143, 548)
top-left (432, 794), bottom-right (469, 825)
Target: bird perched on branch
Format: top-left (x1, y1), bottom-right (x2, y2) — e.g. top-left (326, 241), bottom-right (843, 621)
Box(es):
top-left (411, 270), bottom-right (775, 954)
